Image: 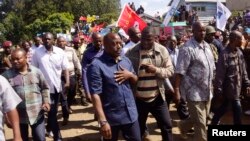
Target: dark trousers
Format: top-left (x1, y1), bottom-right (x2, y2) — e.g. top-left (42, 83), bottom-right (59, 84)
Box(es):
top-left (103, 120), bottom-right (141, 141)
top-left (136, 95), bottom-right (173, 141)
top-left (20, 115), bottom-right (45, 141)
top-left (211, 99), bottom-right (242, 125)
top-left (46, 91), bottom-right (62, 141)
top-left (60, 84), bottom-right (70, 120)
top-left (67, 75), bottom-right (77, 108)
top-left (165, 91), bottom-right (190, 120)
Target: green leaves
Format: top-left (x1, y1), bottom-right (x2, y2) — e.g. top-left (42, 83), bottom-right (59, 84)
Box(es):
top-left (0, 0), bottom-right (121, 43)
top-left (26, 12), bottom-right (74, 35)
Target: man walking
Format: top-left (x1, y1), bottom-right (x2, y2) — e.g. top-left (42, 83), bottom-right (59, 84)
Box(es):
top-left (126, 26), bottom-right (174, 141)
top-left (0, 75), bottom-right (22, 141)
top-left (32, 32), bottom-right (69, 141)
top-left (3, 48), bottom-right (50, 141)
top-left (87, 33), bottom-right (141, 141)
top-left (175, 22), bottom-right (215, 141)
top-left (57, 36), bottom-right (81, 117)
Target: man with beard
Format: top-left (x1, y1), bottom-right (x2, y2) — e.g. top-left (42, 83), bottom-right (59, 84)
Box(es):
top-left (87, 33), bottom-right (140, 141)
top-left (126, 26), bottom-right (174, 141)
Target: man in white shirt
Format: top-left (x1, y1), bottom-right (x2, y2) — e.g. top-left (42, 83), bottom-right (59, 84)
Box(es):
top-left (0, 75), bottom-right (22, 141)
top-left (32, 32), bottom-right (70, 141)
top-left (57, 36), bottom-right (82, 124)
top-left (121, 27), bottom-right (141, 55)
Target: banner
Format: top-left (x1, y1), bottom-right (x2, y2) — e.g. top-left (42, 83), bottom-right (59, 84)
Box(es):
top-left (162, 0), bottom-right (183, 26)
top-left (87, 15), bottom-right (96, 23)
top-left (117, 4), bottom-right (147, 33)
top-left (216, 0), bottom-right (231, 31)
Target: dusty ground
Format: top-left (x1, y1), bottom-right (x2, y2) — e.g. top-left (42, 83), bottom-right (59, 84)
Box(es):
top-left (4, 96), bottom-right (250, 141)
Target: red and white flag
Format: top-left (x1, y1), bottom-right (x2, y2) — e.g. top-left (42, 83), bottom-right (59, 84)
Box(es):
top-left (117, 4), bottom-right (147, 33)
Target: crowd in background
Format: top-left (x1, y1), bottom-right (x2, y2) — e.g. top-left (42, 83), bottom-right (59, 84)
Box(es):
top-left (1, 3), bottom-right (250, 141)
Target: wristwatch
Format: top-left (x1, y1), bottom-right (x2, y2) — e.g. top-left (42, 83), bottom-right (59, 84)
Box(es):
top-left (99, 120), bottom-right (108, 127)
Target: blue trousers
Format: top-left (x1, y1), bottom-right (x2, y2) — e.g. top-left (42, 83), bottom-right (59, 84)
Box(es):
top-left (103, 120), bottom-right (141, 141)
top-left (46, 91), bottom-right (62, 141)
top-left (211, 99), bottom-right (242, 125)
top-left (20, 115), bottom-right (45, 141)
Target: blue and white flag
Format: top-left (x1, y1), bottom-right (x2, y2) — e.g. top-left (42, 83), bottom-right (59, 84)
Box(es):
top-left (216, 0), bottom-right (231, 31)
top-left (162, 0), bottom-right (183, 26)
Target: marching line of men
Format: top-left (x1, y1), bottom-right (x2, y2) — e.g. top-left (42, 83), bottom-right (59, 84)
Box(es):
top-left (1, 21), bottom-right (250, 141)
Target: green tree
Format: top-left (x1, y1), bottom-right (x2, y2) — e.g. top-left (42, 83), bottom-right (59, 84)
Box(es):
top-left (0, 0), bottom-right (121, 43)
top-left (26, 12), bottom-right (74, 36)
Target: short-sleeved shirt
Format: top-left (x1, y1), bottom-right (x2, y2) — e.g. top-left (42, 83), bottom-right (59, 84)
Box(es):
top-left (87, 52), bottom-right (138, 126)
top-left (31, 46), bottom-right (69, 93)
top-left (175, 37), bottom-right (215, 101)
top-left (64, 46), bottom-right (81, 76)
top-left (81, 46), bottom-right (103, 94)
top-left (0, 75), bottom-right (22, 140)
top-left (2, 66), bottom-right (50, 125)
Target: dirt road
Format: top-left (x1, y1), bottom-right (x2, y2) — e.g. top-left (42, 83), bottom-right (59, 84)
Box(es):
top-left (4, 98), bottom-right (250, 141)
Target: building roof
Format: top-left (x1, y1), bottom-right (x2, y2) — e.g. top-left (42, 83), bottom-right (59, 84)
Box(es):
top-left (185, 0), bottom-right (226, 3)
top-left (139, 13), bottom-right (162, 24)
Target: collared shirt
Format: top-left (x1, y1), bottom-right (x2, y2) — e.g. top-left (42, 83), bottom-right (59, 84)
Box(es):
top-left (176, 37), bottom-right (215, 101)
top-left (31, 46), bottom-right (69, 93)
top-left (121, 41), bottom-right (136, 55)
top-left (31, 44), bottom-right (43, 55)
top-left (0, 76), bottom-right (22, 140)
top-left (77, 43), bottom-right (87, 60)
top-left (167, 47), bottom-right (179, 68)
top-left (215, 47), bottom-right (250, 100)
top-left (126, 42), bottom-right (174, 101)
top-left (26, 48), bottom-right (33, 64)
top-left (136, 49), bottom-right (159, 102)
top-left (64, 46), bottom-right (81, 76)
top-left (2, 65), bottom-right (50, 125)
top-left (87, 52), bottom-right (138, 126)
top-left (82, 46), bottom-right (103, 94)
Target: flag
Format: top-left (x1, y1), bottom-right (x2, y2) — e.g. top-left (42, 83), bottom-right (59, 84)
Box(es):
top-left (162, 0), bottom-right (183, 26)
top-left (117, 4), bottom-right (147, 33)
top-left (79, 16), bottom-right (87, 21)
top-left (87, 15), bottom-right (96, 23)
top-left (92, 23), bottom-right (105, 32)
top-left (216, 0), bottom-right (231, 31)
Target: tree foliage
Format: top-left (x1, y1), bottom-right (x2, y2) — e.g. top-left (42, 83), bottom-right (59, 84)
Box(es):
top-left (0, 0), bottom-right (121, 43)
top-left (26, 12), bottom-right (74, 36)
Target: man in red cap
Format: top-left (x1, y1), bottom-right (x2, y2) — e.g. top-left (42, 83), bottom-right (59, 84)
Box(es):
top-left (0, 41), bottom-right (14, 73)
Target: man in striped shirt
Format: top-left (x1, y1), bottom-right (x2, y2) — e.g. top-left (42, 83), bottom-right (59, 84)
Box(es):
top-left (126, 26), bottom-right (174, 141)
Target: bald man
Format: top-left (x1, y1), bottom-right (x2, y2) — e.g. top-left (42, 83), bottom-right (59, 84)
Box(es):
top-left (175, 22), bottom-right (215, 141)
top-left (82, 32), bottom-right (103, 104)
top-left (211, 31), bottom-right (250, 125)
top-left (87, 33), bottom-right (140, 141)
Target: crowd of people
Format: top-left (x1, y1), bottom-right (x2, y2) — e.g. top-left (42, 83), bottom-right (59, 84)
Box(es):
top-left (1, 6), bottom-right (250, 141)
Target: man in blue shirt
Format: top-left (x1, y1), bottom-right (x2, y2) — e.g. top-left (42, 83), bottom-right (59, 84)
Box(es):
top-left (87, 33), bottom-right (141, 141)
top-left (82, 33), bottom-right (103, 103)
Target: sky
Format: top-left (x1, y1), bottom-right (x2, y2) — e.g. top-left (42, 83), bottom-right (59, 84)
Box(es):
top-left (120, 0), bottom-right (171, 16)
